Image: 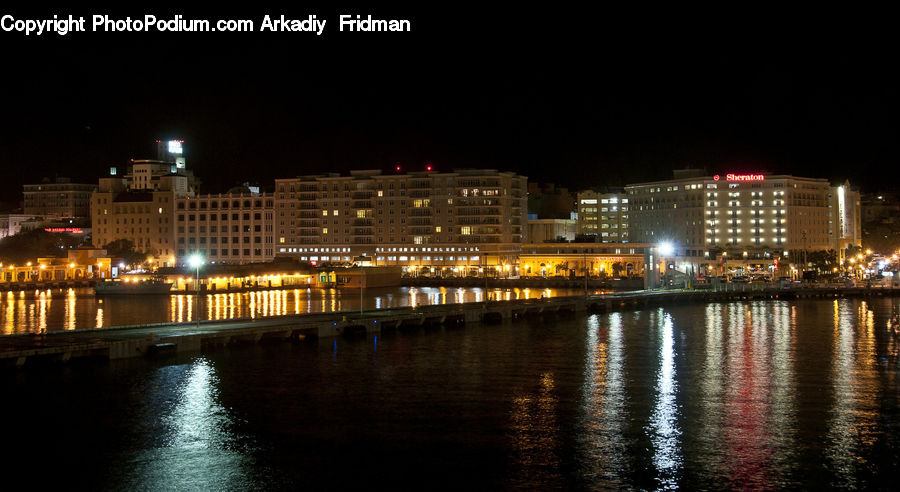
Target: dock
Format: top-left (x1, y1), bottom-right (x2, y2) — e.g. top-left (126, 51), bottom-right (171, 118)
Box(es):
top-left (2, 284), bottom-right (898, 368)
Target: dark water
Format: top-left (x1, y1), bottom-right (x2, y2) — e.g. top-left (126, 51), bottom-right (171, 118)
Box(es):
top-left (3, 298), bottom-right (900, 490)
top-left (0, 286), bottom-right (588, 334)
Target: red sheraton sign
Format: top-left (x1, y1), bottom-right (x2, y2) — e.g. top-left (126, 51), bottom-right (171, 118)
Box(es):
top-left (713, 174), bottom-right (765, 182)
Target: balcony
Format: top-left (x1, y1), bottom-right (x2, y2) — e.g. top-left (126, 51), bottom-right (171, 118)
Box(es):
top-left (353, 218), bottom-right (374, 226)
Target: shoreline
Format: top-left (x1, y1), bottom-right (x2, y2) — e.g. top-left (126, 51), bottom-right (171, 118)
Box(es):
top-left (2, 285), bottom-right (899, 369)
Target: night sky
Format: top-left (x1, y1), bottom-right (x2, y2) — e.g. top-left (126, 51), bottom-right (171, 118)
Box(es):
top-left (1, 6), bottom-right (896, 208)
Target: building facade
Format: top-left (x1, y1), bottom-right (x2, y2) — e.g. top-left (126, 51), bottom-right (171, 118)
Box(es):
top-left (174, 193), bottom-right (275, 264)
top-left (274, 169), bottom-right (527, 275)
top-left (527, 218), bottom-right (577, 243)
top-left (23, 178), bottom-right (96, 219)
top-left (519, 242), bottom-right (647, 277)
top-left (625, 172), bottom-right (862, 263)
top-left (91, 174), bottom-right (188, 266)
top-left (0, 213), bottom-right (38, 239)
top-left (576, 190), bottom-right (630, 242)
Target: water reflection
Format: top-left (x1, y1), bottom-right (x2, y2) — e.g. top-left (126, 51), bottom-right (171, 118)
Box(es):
top-left (579, 312), bottom-right (627, 487)
top-left (722, 302), bottom-right (772, 489)
top-left (826, 299), bottom-right (880, 488)
top-left (125, 358), bottom-right (247, 489)
top-left (509, 372), bottom-right (562, 487)
top-left (5, 298), bottom-right (900, 489)
top-left (0, 286), bottom-right (585, 334)
top-left (646, 310), bottom-right (682, 489)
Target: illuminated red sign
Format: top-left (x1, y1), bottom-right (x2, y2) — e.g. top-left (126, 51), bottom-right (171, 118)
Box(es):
top-left (713, 174), bottom-right (765, 182)
top-left (725, 174), bottom-right (765, 181)
top-left (44, 227), bottom-right (84, 234)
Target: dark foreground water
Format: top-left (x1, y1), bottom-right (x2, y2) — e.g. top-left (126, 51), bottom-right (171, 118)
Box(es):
top-left (3, 298), bottom-right (900, 490)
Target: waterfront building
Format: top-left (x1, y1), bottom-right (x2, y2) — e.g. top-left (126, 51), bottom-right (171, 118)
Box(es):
top-left (527, 218), bottom-right (577, 243)
top-left (92, 139), bottom-right (273, 267)
top-left (624, 171), bottom-right (863, 268)
top-left (91, 173), bottom-right (190, 267)
top-left (518, 242), bottom-right (647, 278)
top-left (0, 248), bottom-right (109, 284)
top-left (576, 190), bottom-right (630, 242)
top-left (23, 177), bottom-right (96, 220)
top-left (173, 191), bottom-right (276, 264)
top-left (274, 169), bottom-right (527, 276)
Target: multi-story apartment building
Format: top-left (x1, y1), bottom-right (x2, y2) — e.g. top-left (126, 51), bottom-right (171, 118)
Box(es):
top-left (625, 171), bottom-right (862, 262)
top-left (274, 169), bottom-right (527, 275)
top-left (173, 192), bottom-right (275, 264)
top-left (576, 190), bottom-right (630, 242)
top-left (23, 178), bottom-right (97, 219)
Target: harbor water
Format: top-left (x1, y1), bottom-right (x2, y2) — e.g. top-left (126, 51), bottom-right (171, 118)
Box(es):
top-left (0, 286), bottom-right (590, 334)
top-left (2, 297), bottom-right (899, 489)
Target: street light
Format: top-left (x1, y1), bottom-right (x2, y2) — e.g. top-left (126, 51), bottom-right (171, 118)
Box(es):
top-left (188, 254), bottom-right (204, 328)
top-left (658, 242), bottom-right (674, 288)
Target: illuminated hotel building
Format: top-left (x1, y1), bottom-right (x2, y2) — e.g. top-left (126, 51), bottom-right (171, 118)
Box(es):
top-left (274, 169), bottom-right (527, 274)
top-left (625, 171), bottom-right (862, 262)
top-left (576, 190), bottom-right (629, 241)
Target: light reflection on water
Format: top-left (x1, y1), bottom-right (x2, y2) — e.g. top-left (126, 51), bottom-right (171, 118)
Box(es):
top-left (122, 358), bottom-right (249, 490)
top-left (826, 299), bottom-right (881, 488)
top-left (3, 298), bottom-right (900, 489)
top-left (647, 310), bottom-right (682, 489)
top-left (509, 371), bottom-right (562, 487)
top-left (578, 312), bottom-right (627, 487)
top-left (1, 286), bottom-right (582, 334)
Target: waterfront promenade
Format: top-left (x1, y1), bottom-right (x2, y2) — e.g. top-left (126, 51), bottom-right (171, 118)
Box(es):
top-left (2, 283), bottom-right (898, 368)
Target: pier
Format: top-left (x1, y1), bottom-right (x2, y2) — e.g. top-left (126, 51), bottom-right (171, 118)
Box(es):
top-left (2, 284), bottom-right (898, 368)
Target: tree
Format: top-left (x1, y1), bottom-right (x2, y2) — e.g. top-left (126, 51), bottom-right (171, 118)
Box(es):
top-left (0, 229), bottom-right (82, 264)
top-left (806, 249), bottom-right (838, 273)
top-left (103, 239), bottom-right (147, 266)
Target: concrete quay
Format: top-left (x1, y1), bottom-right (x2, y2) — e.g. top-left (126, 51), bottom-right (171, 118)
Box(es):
top-left (2, 285), bottom-right (898, 368)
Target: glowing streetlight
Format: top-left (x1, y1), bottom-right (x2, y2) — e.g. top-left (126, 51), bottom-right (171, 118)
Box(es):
top-left (658, 242), bottom-right (675, 288)
top-left (658, 242), bottom-right (675, 257)
top-left (188, 254), bottom-right (204, 328)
